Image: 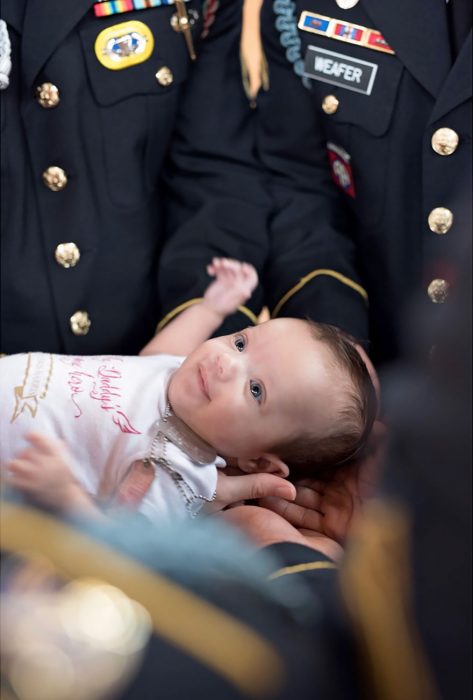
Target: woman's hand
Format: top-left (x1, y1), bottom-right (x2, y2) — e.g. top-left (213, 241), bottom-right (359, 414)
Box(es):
top-left (258, 420), bottom-right (386, 544)
top-left (217, 505), bottom-right (343, 561)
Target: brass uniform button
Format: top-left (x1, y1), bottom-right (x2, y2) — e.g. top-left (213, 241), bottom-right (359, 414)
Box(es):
top-left (156, 66), bottom-right (174, 87)
top-left (55, 242), bottom-right (80, 268)
top-left (70, 311), bottom-right (91, 336)
top-left (36, 82), bottom-right (60, 109)
top-left (431, 127), bottom-right (459, 156)
top-left (427, 279), bottom-right (449, 304)
top-left (43, 166), bottom-right (68, 192)
top-left (322, 95), bottom-right (340, 115)
top-left (428, 207), bottom-right (453, 235)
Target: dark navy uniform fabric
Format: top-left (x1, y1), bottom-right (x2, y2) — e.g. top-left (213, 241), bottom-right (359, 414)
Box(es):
top-left (258, 0), bottom-right (472, 364)
top-left (1, 0), bottom-right (268, 355)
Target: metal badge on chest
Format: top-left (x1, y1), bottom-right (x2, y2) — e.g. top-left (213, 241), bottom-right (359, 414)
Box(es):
top-left (93, 0), bottom-right (197, 61)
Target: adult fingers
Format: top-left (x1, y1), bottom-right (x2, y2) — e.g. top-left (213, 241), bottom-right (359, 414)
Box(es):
top-left (258, 496), bottom-right (325, 532)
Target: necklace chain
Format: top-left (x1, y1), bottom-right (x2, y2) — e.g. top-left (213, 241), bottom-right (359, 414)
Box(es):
top-left (145, 403), bottom-right (216, 516)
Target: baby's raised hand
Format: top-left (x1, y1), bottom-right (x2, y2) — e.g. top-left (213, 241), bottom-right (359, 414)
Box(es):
top-left (203, 258), bottom-right (258, 318)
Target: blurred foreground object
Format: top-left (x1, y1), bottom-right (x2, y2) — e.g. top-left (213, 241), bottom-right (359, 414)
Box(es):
top-left (340, 232), bottom-right (472, 699)
top-left (0, 503), bottom-right (325, 700)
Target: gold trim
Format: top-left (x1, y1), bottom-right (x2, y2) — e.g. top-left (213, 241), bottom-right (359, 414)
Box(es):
top-left (0, 503), bottom-right (284, 698)
top-left (269, 561), bottom-right (337, 580)
top-left (272, 269), bottom-right (368, 318)
top-left (237, 304), bottom-right (259, 326)
top-left (10, 353), bottom-right (54, 423)
top-left (156, 298), bottom-right (204, 332)
top-left (157, 300), bottom-right (259, 333)
top-left (341, 501), bottom-right (439, 700)
top-left (241, 0), bottom-right (268, 103)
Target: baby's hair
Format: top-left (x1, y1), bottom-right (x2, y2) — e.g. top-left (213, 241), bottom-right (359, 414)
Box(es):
top-left (274, 320), bottom-right (378, 478)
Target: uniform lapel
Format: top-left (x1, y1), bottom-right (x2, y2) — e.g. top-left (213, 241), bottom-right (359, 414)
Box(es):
top-left (2, 0), bottom-right (27, 33)
top-left (362, 0), bottom-right (452, 98)
top-left (22, 0), bottom-right (94, 86)
top-left (430, 31), bottom-right (472, 123)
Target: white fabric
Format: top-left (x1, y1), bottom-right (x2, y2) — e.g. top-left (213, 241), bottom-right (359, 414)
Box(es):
top-left (0, 353), bottom-right (222, 519)
top-left (0, 19), bottom-right (12, 90)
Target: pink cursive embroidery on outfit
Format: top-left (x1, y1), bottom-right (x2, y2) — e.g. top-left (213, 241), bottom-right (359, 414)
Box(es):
top-left (89, 357), bottom-right (141, 435)
top-left (60, 356), bottom-right (94, 418)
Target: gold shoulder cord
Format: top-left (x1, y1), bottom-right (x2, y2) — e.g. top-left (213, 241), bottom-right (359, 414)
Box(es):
top-left (341, 501), bottom-right (439, 700)
top-left (240, 0), bottom-right (269, 105)
top-left (175, 0), bottom-right (197, 60)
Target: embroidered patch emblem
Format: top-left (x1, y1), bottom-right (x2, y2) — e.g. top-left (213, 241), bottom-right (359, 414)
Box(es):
top-left (304, 45), bottom-right (377, 95)
top-left (298, 11), bottom-right (395, 55)
top-left (94, 20), bottom-right (154, 70)
top-left (327, 142), bottom-right (355, 197)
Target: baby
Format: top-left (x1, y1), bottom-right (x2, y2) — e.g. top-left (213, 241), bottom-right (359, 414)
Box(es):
top-left (0, 259), bottom-right (377, 521)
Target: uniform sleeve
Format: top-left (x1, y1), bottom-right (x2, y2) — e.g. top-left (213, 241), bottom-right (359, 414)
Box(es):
top-left (264, 542), bottom-right (337, 585)
top-left (158, 0), bottom-right (271, 335)
top-left (257, 3), bottom-right (370, 345)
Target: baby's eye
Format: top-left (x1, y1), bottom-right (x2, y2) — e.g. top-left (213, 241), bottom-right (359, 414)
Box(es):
top-left (249, 380), bottom-right (264, 404)
top-left (233, 334), bottom-right (246, 352)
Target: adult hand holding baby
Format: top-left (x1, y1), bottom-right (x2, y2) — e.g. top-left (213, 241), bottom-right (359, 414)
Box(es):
top-left (218, 419), bottom-right (386, 560)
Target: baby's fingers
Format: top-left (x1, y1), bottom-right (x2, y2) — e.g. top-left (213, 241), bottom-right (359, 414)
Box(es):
top-left (206, 263), bottom-right (216, 277)
top-left (24, 432), bottom-right (68, 458)
top-left (5, 459), bottom-right (39, 491)
top-left (241, 263), bottom-right (258, 291)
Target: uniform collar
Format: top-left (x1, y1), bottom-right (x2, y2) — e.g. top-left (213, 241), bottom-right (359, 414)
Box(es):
top-left (430, 30), bottom-right (472, 124)
top-left (1, 0), bottom-right (27, 33)
top-left (362, 0), bottom-right (452, 97)
top-left (22, 0), bottom-right (93, 86)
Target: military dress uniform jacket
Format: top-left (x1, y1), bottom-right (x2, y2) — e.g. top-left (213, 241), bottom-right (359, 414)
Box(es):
top-left (1, 0), bottom-right (269, 355)
top-left (258, 0), bottom-right (472, 364)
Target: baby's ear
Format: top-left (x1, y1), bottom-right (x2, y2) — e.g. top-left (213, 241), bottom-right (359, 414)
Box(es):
top-left (238, 454), bottom-right (289, 478)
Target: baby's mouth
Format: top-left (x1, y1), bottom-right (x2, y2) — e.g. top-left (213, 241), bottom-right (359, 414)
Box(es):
top-left (198, 365), bottom-right (210, 400)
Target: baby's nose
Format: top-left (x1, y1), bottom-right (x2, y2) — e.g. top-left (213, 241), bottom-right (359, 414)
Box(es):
top-left (216, 352), bottom-right (239, 381)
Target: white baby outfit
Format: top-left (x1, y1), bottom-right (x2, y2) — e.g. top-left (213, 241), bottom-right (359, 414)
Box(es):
top-left (0, 353), bottom-right (224, 520)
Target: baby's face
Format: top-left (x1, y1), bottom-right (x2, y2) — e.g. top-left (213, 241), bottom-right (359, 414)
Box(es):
top-left (168, 318), bottom-right (345, 461)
